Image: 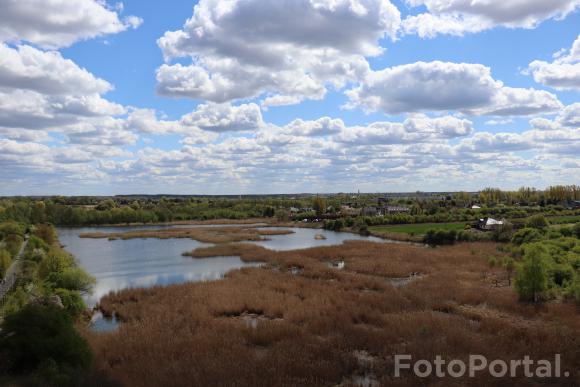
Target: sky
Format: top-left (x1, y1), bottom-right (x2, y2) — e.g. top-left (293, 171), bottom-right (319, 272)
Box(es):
top-left (0, 0), bottom-right (579, 195)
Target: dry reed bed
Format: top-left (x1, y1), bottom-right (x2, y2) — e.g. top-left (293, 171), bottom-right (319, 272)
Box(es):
top-left (87, 241), bottom-right (580, 386)
top-left (79, 226), bottom-right (294, 244)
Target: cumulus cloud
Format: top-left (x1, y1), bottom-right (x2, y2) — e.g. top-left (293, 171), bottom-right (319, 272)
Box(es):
top-left (180, 103), bottom-right (263, 133)
top-left (402, 0), bottom-right (580, 38)
top-left (0, 0), bottom-right (142, 49)
top-left (0, 35), bottom-right (130, 147)
top-left (336, 114), bottom-right (473, 144)
top-left (155, 0), bottom-right (400, 104)
top-left (126, 103), bottom-right (263, 140)
top-left (527, 34), bottom-right (580, 90)
top-left (346, 61), bottom-right (562, 116)
top-left (4, 107), bottom-right (578, 194)
top-left (0, 44), bottom-right (112, 95)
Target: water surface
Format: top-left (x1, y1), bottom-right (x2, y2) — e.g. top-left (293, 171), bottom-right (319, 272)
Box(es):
top-left (252, 227), bottom-right (389, 250)
top-left (58, 225), bottom-right (389, 309)
top-left (58, 226), bottom-right (258, 308)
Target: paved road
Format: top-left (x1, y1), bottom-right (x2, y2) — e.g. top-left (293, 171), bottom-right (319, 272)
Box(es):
top-left (0, 236), bottom-right (28, 302)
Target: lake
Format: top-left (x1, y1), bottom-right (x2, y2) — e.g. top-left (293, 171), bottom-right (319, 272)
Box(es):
top-left (57, 225), bottom-right (388, 309)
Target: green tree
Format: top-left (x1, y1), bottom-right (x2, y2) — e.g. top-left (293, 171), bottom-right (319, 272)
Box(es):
top-left (312, 196), bottom-right (326, 217)
top-left (525, 214), bottom-right (549, 230)
top-left (515, 244), bottom-right (549, 302)
top-left (0, 304), bottom-right (93, 379)
top-left (38, 249), bottom-right (74, 279)
top-left (0, 249), bottom-right (12, 279)
top-left (511, 228), bottom-right (544, 245)
top-left (47, 267), bottom-right (95, 292)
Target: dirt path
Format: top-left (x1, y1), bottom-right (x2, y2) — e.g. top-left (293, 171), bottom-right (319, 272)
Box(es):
top-left (0, 235), bottom-right (28, 303)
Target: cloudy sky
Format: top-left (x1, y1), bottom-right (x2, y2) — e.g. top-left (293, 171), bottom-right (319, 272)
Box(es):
top-left (0, 0), bottom-right (579, 195)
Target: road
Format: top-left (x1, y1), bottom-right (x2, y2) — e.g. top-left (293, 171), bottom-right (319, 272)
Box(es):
top-left (0, 236), bottom-right (28, 303)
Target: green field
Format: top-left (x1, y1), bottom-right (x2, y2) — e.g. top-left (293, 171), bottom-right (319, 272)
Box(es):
top-left (369, 222), bottom-right (468, 235)
top-left (545, 215), bottom-right (580, 224)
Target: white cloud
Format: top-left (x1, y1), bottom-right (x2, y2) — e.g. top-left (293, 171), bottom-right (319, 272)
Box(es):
top-left (0, 44), bottom-right (112, 95)
top-left (458, 132), bottom-right (532, 153)
top-left (527, 34), bottom-right (580, 90)
top-left (336, 114), bottom-right (472, 144)
top-left (0, 42), bottom-right (128, 144)
top-left (0, 138), bottom-right (49, 155)
top-left (155, 0), bottom-right (400, 104)
top-left (556, 103), bottom-right (580, 127)
top-left (180, 103), bottom-right (263, 133)
top-left (126, 103), bottom-right (263, 139)
top-left (402, 0), bottom-right (580, 38)
top-left (0, 0), bottom-right (142, 49)
top-left (485, 118), bottom-right (514, 126)
top-left (346, 61), bottom-right (562, 116)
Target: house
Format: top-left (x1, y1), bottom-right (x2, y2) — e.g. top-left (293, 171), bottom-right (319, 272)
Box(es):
top-left (361, 206), bottom-right (378, 216)
top-left (340, 205), bottom-right (361, 216)
top-left (380, 206), bottom-right (411, 215)
top-left (478, 217), bottom-right (505, 231)
top-left (376, 197), bottom-right (411, 215)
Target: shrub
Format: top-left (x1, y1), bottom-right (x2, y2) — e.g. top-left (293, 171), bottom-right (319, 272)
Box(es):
top-left (424, 229), bottom-right (457, 246)
top-left (492, 222), bottom-right (513, 242)
top-left (27, 235), bottom-right (49, 252)
top-left (47, 267), bottom-right (95, 292)
top-left (559, 226), bottom-right (573, 237)
top-left (38, 249), bottom-right (75, 279)
top-left (33, 224), bottom-right (58, 245)
top-left (515, 244), bottom-right (549, 302)
top-left (573, 222), bottom-right (580, 239)
top-left (4, 234), bottom-right (23, 257)
top-left (0, 304), bottom-right (93, 375)
top-left (0, 287), bottom-right (28, 316)
top-left (525, 215), bottom-right (549, 230)
top-left (54, 288), bottom-right (86, 318)
top-left (0, 222), bottom-right (24, 238)
top-left (511, 228), bottom-right (543, 245)
top-left (548, 264), bottom-right (575, 287)
top-left (358, 224), bottom-right (369, 236)
top-left (0, 249), bottom-right (12, 279)
top-left (570, 276), bottom-right (580, 304)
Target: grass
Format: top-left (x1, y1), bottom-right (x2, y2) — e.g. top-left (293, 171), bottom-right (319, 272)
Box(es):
top-left (545, 215), bottom-right (580, 225)
top-left (85, 240), bottom-right (579, 386)
top-left (79, 226), bottom-right (294, 244)
top-left (369, 222), bottom-right (468, 236)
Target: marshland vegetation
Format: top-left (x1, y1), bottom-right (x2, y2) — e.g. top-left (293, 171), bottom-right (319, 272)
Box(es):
top-left (89, 240), bottom-right (579, 386)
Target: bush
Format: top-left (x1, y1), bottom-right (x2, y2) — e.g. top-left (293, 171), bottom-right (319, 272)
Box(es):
top-left (548, 264), bottom-right (575, 287)
top-left (38, 249), bottom-right (75, 279)
top-left (33, 223), bottom-right (58, 245)
top-left (525, 214), bottom-right (549, 230)
top-left (511, 228), bottom-right (543, 245)
top-left (4, 234), bottom-right (23, 257)
top-left (47, 268), bottom-right (95, 292)
top-left (515, 244), bottom-right (549, 302)
top-left (0, 221), bottom-right (25, 239)
top-left (0, 304), bottom-right (93, 375)
top-left (424, 229), bottom-right (457, 246)
top-left (27, 235), bottom-right (49, 252)
top-left (570, 276), bottom-right (580, 304)
top-left (492, 222), bottom-right (513, 242)
top-left (0, 287), bottom-right (28, 316)
top-left (0, 249), bottom-right (12, 279)
top-left (54, 288), bottom-right (86, 318)
top-left (574, 222), bottom-right (580, 239)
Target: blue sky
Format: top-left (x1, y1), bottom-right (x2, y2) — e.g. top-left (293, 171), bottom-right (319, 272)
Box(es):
top-left (0, 0), bottom-right (579, 195)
